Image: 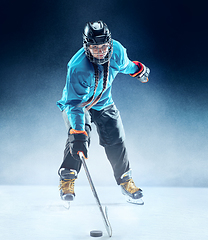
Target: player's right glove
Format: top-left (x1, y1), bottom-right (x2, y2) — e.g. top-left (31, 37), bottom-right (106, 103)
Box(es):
top-left (68, 129), bottom-right (89, 161)
top-left (130, 61), bottom-right (150, 83)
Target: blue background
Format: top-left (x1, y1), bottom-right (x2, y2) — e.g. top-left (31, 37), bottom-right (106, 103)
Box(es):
top-left (0, 0), bottom-right (207, 186)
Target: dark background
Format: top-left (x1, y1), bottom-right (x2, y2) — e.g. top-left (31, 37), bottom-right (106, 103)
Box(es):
top-left (0, 0), bottom-right (208, 186)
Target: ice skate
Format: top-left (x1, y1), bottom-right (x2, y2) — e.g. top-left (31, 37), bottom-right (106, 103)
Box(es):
top-left (59, 168), bottom-right (77, 202)
top-left (120, 169), bottom-right (144, 205)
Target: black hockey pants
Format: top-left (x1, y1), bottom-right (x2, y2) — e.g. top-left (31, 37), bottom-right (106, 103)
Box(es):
top-left (59, 104), bottom-right (130, 185)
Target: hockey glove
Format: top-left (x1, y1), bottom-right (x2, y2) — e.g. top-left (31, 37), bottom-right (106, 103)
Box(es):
top-left (68, 129), bottom-right (89, 161)
top-left (130, 61), bottom-right (150, 83)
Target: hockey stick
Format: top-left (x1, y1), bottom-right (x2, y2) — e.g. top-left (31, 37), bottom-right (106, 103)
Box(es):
top-left (79, 152), bottom-right (112, 237)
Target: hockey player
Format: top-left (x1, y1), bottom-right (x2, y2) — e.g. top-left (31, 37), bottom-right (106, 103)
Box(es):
top-left (57, 20), bottom-right (150, 205)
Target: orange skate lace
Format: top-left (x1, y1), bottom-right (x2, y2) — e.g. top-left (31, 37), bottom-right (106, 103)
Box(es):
top-left (59, 179), bottom-right (75, 194)
top-left (121, 179), bottom-right (140, 194)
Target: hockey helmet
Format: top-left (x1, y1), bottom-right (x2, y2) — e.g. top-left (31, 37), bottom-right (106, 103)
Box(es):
top-left (83, 20), bottom-right (113, 64)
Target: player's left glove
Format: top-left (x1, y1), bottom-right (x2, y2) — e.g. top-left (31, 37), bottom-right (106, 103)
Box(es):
top-left (68, 129), bottom-right (89, 161)
top-left (130, 61), bottom-right (150, 83)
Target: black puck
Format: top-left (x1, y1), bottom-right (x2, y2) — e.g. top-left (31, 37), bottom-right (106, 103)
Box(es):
top-left (90, 230), bottom-right (103, 237)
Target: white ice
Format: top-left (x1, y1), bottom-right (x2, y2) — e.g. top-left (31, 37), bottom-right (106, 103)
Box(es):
top-left (0, 185), bottom-right (208, 240)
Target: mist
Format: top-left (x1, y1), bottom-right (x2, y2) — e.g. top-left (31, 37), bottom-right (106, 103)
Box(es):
top-left (0, 0), bottom-right (207, 187)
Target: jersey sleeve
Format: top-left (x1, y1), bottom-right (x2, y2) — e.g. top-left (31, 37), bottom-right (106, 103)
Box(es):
top-left (57, 66), bottom-right (90, 131)
top-left (113, 40), bottom-right (138, 75)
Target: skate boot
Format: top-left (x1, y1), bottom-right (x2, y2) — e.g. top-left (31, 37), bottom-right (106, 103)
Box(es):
top-left (120, 169), bottom-right (144, 205)
top-left (59, 168), bottom-right (77, 201)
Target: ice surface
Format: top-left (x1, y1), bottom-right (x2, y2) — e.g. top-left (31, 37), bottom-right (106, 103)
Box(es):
top-left (0, 185), bottom-right (208, 240)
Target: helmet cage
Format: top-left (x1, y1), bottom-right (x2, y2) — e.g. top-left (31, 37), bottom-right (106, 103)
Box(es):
top-left (83, 21), bottom-right (113, 65)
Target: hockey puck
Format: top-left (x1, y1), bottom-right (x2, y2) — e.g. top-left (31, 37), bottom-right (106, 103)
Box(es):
top-left (90, 230), bottom-right (103, 237)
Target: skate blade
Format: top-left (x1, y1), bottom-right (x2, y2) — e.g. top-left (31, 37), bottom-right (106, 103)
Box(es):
top-left (125, 196), bottom-right (144, 205)
top-left (63, 201), bottom-right (70, 209)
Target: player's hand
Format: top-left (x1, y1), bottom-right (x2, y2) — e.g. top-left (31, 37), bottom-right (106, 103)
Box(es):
top-left (137, 65), bottom-right (150, 83)
top-left (130, 61), bottom-right (150, 83)
top-left (68, 129), bottom-right (89, 161)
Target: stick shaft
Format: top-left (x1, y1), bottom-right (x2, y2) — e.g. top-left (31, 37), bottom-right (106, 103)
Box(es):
top-left (79, 152), bottom-right (112, 237)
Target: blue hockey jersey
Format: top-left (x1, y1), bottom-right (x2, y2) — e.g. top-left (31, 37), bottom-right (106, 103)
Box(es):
top-left (57, 40), bottom-right (138, 130)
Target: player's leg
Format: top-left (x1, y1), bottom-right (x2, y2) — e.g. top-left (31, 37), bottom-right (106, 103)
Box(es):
top-left (90, 104), bottom-right (143, 204)
top-left (58, 110), bottom-right (91, 201)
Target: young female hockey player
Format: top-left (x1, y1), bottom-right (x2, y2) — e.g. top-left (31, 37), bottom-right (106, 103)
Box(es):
top-left (57, 20), bottom-right (150, 205)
